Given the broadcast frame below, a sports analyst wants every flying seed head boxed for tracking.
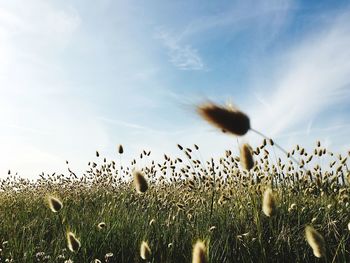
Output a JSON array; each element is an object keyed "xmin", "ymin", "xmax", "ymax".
[
  {"xmin": 133, "ymin": 170, "xmax": 148, "ymax": 193},
  {"xmin": 118, "ymin": 145, "xmax": 124, "ymax": 154},
  {"xmin": 192, "ymin": 240, "xmax": 208, "ymax": 263},
  {"xmin": 262, "ymin": 188, "xmax": 276, "ymax": 217},
  {"xmin": 140, "ymin": 241, "xmax": 151, "ymax": 260},
  {"xmin": 196, "ymin": 102, "xmax": 250, "ymax": 136},
  {"xmin": 305, "ymin": 226, "xmax": 326, "ymax": 258},
  {"xmin": 66, "ymin": 232, "xmax": 80, "ymax": 253},
  {"xmin": 240, "ymin": 144, "xmax": 254, "ymax": 171},
  {"xmin": 48, "ymin": 196, "xmax": 63, "ymax": 213}
]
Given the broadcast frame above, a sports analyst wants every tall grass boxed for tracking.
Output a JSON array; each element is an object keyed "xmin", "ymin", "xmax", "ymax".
[
  {"xmin": 0, "ymin": 102, "xmax": 349, "ymax": 262},
  {"xmin": 0, "ymin": 139, "xmax": 349, "ymax": 262}
]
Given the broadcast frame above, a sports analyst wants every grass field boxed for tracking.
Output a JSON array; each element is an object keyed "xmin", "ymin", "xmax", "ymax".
[{"xmin": 0, "ymin": 138, "xmax": 350, "ymax": 263}]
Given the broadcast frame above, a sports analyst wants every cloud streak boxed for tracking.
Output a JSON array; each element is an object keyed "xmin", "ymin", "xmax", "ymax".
[
  {"xmin": 156, "ymin": 29, "xmax": 205, "ymax": 71},
  {"xmin": 250, "ymin": 12, "xmax": 350, "ymax": 139}
]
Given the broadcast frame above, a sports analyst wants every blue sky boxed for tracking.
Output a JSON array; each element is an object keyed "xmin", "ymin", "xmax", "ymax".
[{"xmin": 1, "ymin": 0, "xmax": 350, "ymax": 178}]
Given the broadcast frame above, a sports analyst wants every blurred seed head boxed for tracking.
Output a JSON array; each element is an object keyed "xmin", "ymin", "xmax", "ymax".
[
  {"xmin": 305, "ymin": 226, "xmax": 326, "ymax": 258},
  {"xmin": 118, "ymin": 145, "xmax": 124, "ymax": 154},
  {"xmin": 140, "ymin": 241, "xmax": 151, "ymax": 260},
  {"xmin": 48, "ymin": 196, "xmax": 63, "ymax": 213},
  {"xmin": 196, "ymin": 102, "xmax": 250, "ymax": 136},
  {"xmin": 97, "ymin": 222, "xmax": 106, "ymax": 230},
  {"xmin": 240, "ymin": 144, "xmax": 254, "ymax": 171},
  {"xmin": 192, "ymin": 240, "xmax": 208, "ymax": 263},
  {"xmin": 262, "ymin": 188, "xmax": 276, "ymax": 217},
  {"xmin": 133, "ymin": 170, "xmax": 148, "ymax": 194},
  {"xmin": 66, "ymin": 232, "xmax": 80, "ymax": 253}
]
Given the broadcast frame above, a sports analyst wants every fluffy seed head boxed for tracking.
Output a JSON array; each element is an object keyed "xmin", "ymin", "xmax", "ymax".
[
  {"xmin": 196, "ymin": 102, "xmax": 250, "ymax": 136},
  {"xmin": 140, "ymin": 241, "xmax": 151, "ymax": 260},
  {"xmin": 192, "ymin": 240, "xmax": 208, "ymax": 263},
  {"xmin": 48, "ymin": 196, "xmax": 63, "ymax": 213},
  {"xmin": 118, "ymin": 144, "xmax": 124, "ymax": 154},
  {"xmin": 98, "ymin": 222, "xmax": 106, "ymax": 229},
  {"xmin": 240, "ymin": 144, "xmax": 254, "ymax": 171},
  {"xmin": 262, "ymin": 188, "xmax": 276, "ymax": 217},
  {"xmin": 305, "ymin": 226, "xmax": 326, "ymax": 258},
  {"xmin": 133, "ymin": 170, "xmax": 148, "ymax": 193},
  {"xmin": 66, "ymin": 232, "xmax": 80, "ymax": 252}
]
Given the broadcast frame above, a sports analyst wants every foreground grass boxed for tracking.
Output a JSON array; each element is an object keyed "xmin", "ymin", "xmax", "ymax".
[{"xmin": 0, "ymin": 142, "xmax": 350, "ymax": 262}]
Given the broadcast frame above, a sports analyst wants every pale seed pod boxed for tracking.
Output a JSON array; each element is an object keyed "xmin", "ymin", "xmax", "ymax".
[
  {"xmin": 262, "ymin": 188, "xmax": 276, "ymax": 217},
  {"xmin": 133, "ymin": 170, "xmax": 148, "ymax": 193},
  {"xmin": 240, "ymin": 143, "xmax": 254, "ymax": 171},
  {"xmin": 140, "ymin": 241, "xmax": 151, "ymax": 260},
  {"xmin": 305, "ymin": 226, "xmax": 326, "ymax": 258},
  {"xmin": 48, "ymin": 196, "xmax": 63, "ymax": 213},
  {"xmin": 66, "ymin": 232, "xmax": 81, "ymax": 253},
  {"xmin": 192, "ymin": 240, "xmax": 208, "ymax": 263}
]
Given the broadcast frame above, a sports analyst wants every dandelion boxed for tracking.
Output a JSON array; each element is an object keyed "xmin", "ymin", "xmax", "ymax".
[
  {"xmin": 196, "ymin": 102, "xmax": 250, "ymax": 136},
  {"xmin": 192, "ymin": 240, "xmax": 208, "ymax": 263},
  {"xmin": 48, "ymin": 196, "xmax": 63, "ymax": 213},
  {"xmin": 140, "ymin": 241, "xmax": 151, "ymax": 260},
  {"xmin": 240, "ymin": 144, "xmax": 254, "ymax": 171},
  {"xmin": 66, "ymin": 232, "xmax": 80, "ymax": 253},
  {"xmin": 305, "ymin": 226, "xmax": 326, "ymax": 258},
  {"xmin": 262, "ymin": 188, "xmax": 276, "ymax": 217},
  {"xmin": 133, "ymin": 170, "xmax": 148, "ymax": 193}
]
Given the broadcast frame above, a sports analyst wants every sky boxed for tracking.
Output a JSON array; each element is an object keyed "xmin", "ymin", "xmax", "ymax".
[{"xmin": 0, "ymin": 0, "xmax": 350, "ymax": 178}]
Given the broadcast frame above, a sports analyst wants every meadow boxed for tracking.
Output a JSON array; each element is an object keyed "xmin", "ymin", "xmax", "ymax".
[{"xmin": 0, "ymin": 103, "xmax": 349, "ymax": 263}]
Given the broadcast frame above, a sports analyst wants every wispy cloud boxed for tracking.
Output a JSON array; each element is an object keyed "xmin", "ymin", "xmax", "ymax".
[
  {"xmin": 155, "ymin": 29, "xmax": 205, "ymax": 71},
  {"xmin": 250, "ymin": 12, "xmax": 350, "ymax": 139}
]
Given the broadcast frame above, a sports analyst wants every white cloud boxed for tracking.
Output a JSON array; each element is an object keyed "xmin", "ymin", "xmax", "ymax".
[
  {"xmin": 155, "ymin": 29, "xmax": 205, "ymax": 71},
  {"xmin": 250, "ymin": 13, "xmax": 350, "ymax": 139},
  {"xmin": 0, "ymin": 1, "xmax": 109, "ymax": 178}
]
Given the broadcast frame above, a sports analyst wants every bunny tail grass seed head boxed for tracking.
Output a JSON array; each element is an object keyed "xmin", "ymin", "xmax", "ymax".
[
  {"xmin": 192, "ymin": 240, "xmax": 208, "ymax": 263},
  {"xmin": 118, "ymin": 144, "xmax": 124, "ymax": 154},
  {"xmin": 305, "ymin": 226, "xmax": 326, "ymax": 258},
  {"xmin": 66, "ymin": 232, "xmax": 81, "ymax": 252},
  {"xmin": 133, "ymin": 170, "xmax": 148, "ymax": 193},
  {"xmin": 240, "ymin": 143, "xmax": 254, "ymax": 171},
  {"xmin": 97, "ymin": 222, "xmax": 106, "ymax": 230},
  {"xmin": 140, "ymin": 241, "xmax": 151, "ymax": 260},
  {"xmin": 196, "ymin": 102, "xmax": 250, "ymax": 136},
  {"xmin": 48, "ymin": 196, "xmax": 63, "ymax": 213},
  {"xmin": 262, "ymin": 188, "xmax": 276, "ymax": 217}
]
